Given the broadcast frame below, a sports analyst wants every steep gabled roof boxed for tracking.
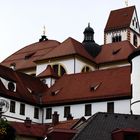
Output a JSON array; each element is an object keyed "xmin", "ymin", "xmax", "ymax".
[
  {"xmin": 37, "ymin": 65, "xmax": 58, "ymax": 78},
  {"xmin": 36, "ymin": 37, "xmax": 95, "ymax": 63},
  {"xmin": 94, "ymin": 41, "xmax": 135, "ymax": 64},
  {"xmin": 42, "ymin": 66, "xmax": 131, "ymax": 105},
  {"xmin": 73, "ymin": 112, "xmax": 140, "ymax": 140},
  {"xmin": 105, "ymin": 6, "xmax": 135, "ymax": 32},
  {"xmin": 1, "ymin": 40, "xmax": 60, "ymax": 70}
]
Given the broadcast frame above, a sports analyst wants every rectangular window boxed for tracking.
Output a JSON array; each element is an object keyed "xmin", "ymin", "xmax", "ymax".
[
  {"xmin": 20, "ymin": 103, "xmax": 25, "ymax": 115},
  {"xmin": 85, "ymin": 104, "xmax": 91, "ymax": 116},
  {"xmin": 46, "ymin": 108, "xmax": 52, "ymax": 119},
  {"xmin": 34, "ymin": 107, "xmax": 39, "ymax": 119},
  {"xmin": 107, "ymin": 102, "xmax": 114, "ymax": 113},
  {"xmin": 64, "ymin": 106, "xmax": 70, "ymax": 118},
  {"xmin": 10, "ymin": 100, "xmax": 16, "ymax": 113}
]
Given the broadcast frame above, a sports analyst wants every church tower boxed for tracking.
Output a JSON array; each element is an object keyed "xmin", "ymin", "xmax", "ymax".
[{"xmin": 104, "ymin": 6, "xmax": 140, "ymax": 48}]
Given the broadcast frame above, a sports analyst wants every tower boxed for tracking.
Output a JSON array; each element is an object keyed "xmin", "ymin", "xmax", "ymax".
[
  {"xmin": 82, "ymin": 23, "xmax": 101, "ymax": 57},
  {"xmin": 104, "ymin": 6, "xmax": 140, "ymax": 48}
]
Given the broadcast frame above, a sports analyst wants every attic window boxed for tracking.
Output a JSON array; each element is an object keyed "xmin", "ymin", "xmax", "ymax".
[
  {"xmin": 24, "ymin": 52, "xmax": 35, "ymax": 60},
  {"xmin": 90, "ymin": 83, "xmax": 101, "ymax": 92},
  {"xmin": 112, "ymin": 48, "xmax": 121, "ymax": 55},
  {"xmin": 8, "ymin": 82, "xmax": 16, "ymax": 92},
  {"xmin": 27, "ymin": 88, "xmax": 32, "ymax": 93},
  {"xmin": 51, "ymin": 89, "xmax": 60, "ymax": 96}
]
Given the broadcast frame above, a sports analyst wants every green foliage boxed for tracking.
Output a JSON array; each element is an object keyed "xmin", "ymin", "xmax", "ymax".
[{"xmin": 0, "ymin": 118, "xmax": 16, "ymax": 140}]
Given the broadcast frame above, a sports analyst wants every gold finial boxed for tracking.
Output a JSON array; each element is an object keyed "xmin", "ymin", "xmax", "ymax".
[
  {"xmin": 125, "ymin": 0, "xmax": 128, "ymax": 7},
  {"xmin": 43, "ymin": 25, "xmax": 46, "ymax": 36}
]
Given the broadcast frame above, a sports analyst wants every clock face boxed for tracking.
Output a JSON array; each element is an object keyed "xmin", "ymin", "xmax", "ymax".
[{"xmin": 0, "ymin": 98, "xmax": 9, "ymax": 113}]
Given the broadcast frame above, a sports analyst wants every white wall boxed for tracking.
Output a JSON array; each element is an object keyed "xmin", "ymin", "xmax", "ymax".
[
  {"xmin": 0, "ymin": 97, "xmax": 42, "ymax": 123},
  {"xmin": 36, "ymin": 57, "xmax": 95, "ymax": 76},
  {"xmin": 43, "ymin": 99, "xmax": 131, "ymax": 123},
  {"xmin": 105, "ymin": 30, "xmax": 127, "ymax": 44},
  {"xmin": 131, "ymin": 55, "xmax": 140, "ymax": 114}
]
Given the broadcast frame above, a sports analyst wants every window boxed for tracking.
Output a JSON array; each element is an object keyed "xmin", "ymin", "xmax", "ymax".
[
  {"xmin": 107, "ymin": 102, "xmax": 114, "ymax": 113},
  {"xmin": 46, "ymin": 108, "xmax": 52, "ymax": 119},
  {"xmin": 85, "ymin": 104, "xmax": 92, "ymax": 116},
  {"xmin": 10, "ymin": 101, "xmax": 16, "ymax": 113},
  {"xmin": 34, "ymin": 107, "xmax": 39, "ymax": 119},
  {"xmin": 124, "ymin": 134, "xmax": 138, "ymax": 140},
  {"xmin": 52, "ymin": 64, "xmax": 66, "ymax": 76},
  {"xmin": 112, "ymin": 35, "xmax": 121, "ymax": 43},
  {"xmin": 133, "ymin": 34, "xmax": 137, "ymax": 47},
  {"xmin": 20, "ymin": 103, "xmax": 25, "ymax": 115},
  {"xmin": 64, "ymin": 106, "xmax": 70, "ymax": 118},
  {"xmin": 81, "ymin": 66, "xmax": 91, "ymax": 73}
]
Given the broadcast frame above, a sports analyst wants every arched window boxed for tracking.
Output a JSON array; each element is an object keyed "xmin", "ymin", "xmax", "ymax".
[
  {"xmin": 133, "ymin": 34, "xmax": 137, "ymax": 47},
  {"xmin": 81, "ymin": 66, "xmax": 91, "ymax": 73},
  {"xmin": 112, "ymin": 35, "xmax": 122, "ymax": 43},
  {"xmin": 52, "ymin": 64, "xmax": 66, "ymax": 76}
]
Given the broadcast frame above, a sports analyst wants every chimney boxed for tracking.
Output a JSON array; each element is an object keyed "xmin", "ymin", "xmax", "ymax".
[
  {"xmin": 52, "ymin": 111, "xmax": 59, "ymax": 125},
  {"xmin": 67, "ymin": 114, "xmax": 73, "ymax": 120},
  {"xmin": 24, "ymin": 117, "xmax": 32, "ymax": 127}
]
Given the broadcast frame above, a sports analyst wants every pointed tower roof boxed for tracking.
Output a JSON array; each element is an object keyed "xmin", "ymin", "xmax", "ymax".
[
  {"xmin": 105, "ymin": 6, "xmax": 135, "ymax": 32},
  {"xmin": 37, "ymin": 65, "xmax": 58, "ymax": 78}
]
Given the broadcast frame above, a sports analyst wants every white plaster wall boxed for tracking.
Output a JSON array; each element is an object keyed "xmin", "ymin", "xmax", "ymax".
[
  {"xmin": 75, "ymin": 58, "xmax": 95, "ymax": 73},
  {"xmin": 131, "ymin": 56, "xmax": 140, "ymax": 114},
  {"xmin": 0, "ymin": 97, "xmax": 42, "ymax": 123},
  {"xmin": 43, "ymin": 99, "xmax": 130, "ymax": 123},
  {"xmin": 105, "ymin": 30, "xmax": 127, "ymax": 44},
  {"xmin": 36, "ymin": 58, "xmax": 75, "ymax": 76},
  {"xmin": 130, "ymin": 10, "xmax": 140, "ymax": 34},
  {"xmin": 36, "ymin": 57, "xmax": 95, "ymax": 76}
]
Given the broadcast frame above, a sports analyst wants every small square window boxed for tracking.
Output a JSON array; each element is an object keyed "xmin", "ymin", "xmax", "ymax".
[
  {"xmin": 10, "ymin": 101, "xmax": 16, "ymax": 113},
  {"xmin": 46, "ymin": 108, "xmax": 52, "ymax": 119},
  {"xmin": 85, "ymin": 104, "xmax": 91, "ymax": 116}
]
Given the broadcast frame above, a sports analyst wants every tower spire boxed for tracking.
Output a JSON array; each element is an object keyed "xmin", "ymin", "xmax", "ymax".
[{"xmin": 39, "ymin": 25, "xmax": 48, "ymax": 42}]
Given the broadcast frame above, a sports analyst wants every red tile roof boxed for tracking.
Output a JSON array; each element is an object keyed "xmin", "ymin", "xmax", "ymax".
[
  {"xmin": 42, "ymin": 66, "xmax": 131, "ymax": 105},
  {"xmin": 37, "ymin": 65, "xmax": 58, "ymax": 78},
  {"xmin": 36, "ymin": 37, "xmax": 95, "ymax": 63},
  {"xmin": 94, "ymin": 41, "xmax": 135, "ymax": 64},
  {"xmin": 11, "ymin": 122, "xmax": 49, "ymax": 138},
  {"xmin": 105, "ymin": 6, "xmax": 135, "ymax": 32},
  {"xmin": 0, "ymin": 65, "xmax": 48, "ymax": 104},
  {"xmin": 1, "ymin": 40, "xmax": 60, "ymax": 70},
  {"xmin": 1, "ymin": 38, "xmax": 95, "ymax": 71}
]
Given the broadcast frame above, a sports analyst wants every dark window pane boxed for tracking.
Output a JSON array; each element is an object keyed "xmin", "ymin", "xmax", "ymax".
[
  {"xmin": 107, "ymin": 102, "xmax": 114, "ymax": 113},
  {"xmin": 85, "ymin": 104, "xmax": 91, "ymax": 116},
  {"xmin": 10, "ymin": 101, "xmax": 15, "ymax": 113},
  {"xmin": 60, "ymin": 65, "xmax": 66, "ymax": 76},
  {"xmin": 53, "ymin": 65, "xmax": 58, "ymax": 75},
  {"xmin": 46, "ymin": 108, "xmax": 52, "ymax": 119},
  {"xmin": 20, "ymin": 103, "xmax": 25, "ymax": 115},
  {"xmin": 34, "ymin": 107, "xmax": 39, "ymax": 119},
  {"xmin": 64, "ymin": 106, "xmax": 70, "ymax": 118}
]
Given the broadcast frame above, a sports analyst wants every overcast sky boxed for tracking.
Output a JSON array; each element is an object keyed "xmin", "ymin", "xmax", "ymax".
[{"xmin": 0, "ymin": 0, "xmax": 140, "ymax": 61}]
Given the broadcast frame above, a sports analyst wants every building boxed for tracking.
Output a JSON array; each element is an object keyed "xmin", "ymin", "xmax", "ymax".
[{"xmin": 0, "ymin": 5, "xmax": 140, "ymax": 139}]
